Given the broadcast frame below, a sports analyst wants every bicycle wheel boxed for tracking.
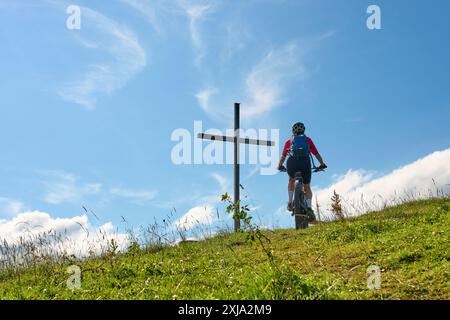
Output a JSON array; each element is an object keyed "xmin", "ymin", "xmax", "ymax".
[
  {"xmin": 293, "ymin": 180, "xmax": 309, "ymax": 229},
  {"xmin": 295, "ymin": 214, "xmax": 309, "ymax": 230}
]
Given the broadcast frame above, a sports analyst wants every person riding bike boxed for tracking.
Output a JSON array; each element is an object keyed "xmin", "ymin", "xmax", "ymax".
[{"xmin": 278, "ymin": 122, "xmax": 327, "ymax": 218}]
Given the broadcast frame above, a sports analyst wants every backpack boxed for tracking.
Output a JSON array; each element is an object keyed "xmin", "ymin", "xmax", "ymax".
[{"xmin": 290, "ymin": 134, "xmax": 310, "ymax": 158}]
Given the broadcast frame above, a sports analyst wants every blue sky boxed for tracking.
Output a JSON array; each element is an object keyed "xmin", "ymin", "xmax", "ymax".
[{"xmin": 0, "ymin": 0, "xmax": 449, "ymax": 238}]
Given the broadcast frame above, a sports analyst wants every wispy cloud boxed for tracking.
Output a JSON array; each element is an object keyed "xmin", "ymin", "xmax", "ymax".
[
  {"xmin": 195, "ymin": 87, "xmax": 219, "ymax": 114},
  {"xmin": 243, "ymin": 165, "xmax": 262, "ymax": 182},
  {"xmin": 181, "ymin": 2, "xmax": 212, "ymax": 65},
  {"xmin": 39, "ymin": 170, "xmax": 101, "ymax": 205},
  {"xmin": 0, "ymin": 197, "xmax": 24, "ymax": 216},
  {"xmin": 193, "ymin": 28, "xmax": 335, "ymax": 123},
  {"xmin": 58, "ymin": 5, "xmax": 147, "ymax": 109},
  {"xmin": 195, "ymin": 41, "xmax": 306, "ymax": 123},
  {"xmin": 120, "ymin": 0, "xmax": 161, "ymax": 32},
  {"xmin": 241, "ymin": 42, "xmax": 304, "ymax": 119},
  {"xmin": 211, "ymin": 172, "xmax": 229, "ymax": 193},
  {"xmin": 314, "ymin": 148, "xmax": 450, "ymax": 218},
  {"xmin": 110, "ymin": 187, "xmax": 157, "ymax": 203},
  {"xmin": 193, "ymin": 89, "xmax": 223, "ymax": 121},
  {"xmin": 122, "ymin": 0, "xmax": 216, "ymax": 66}
]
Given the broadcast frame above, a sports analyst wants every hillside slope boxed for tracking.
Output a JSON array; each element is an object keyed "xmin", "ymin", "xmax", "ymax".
[{"xmin": 1, "ymin": 198, "xmax": 449, "ymax": 300}]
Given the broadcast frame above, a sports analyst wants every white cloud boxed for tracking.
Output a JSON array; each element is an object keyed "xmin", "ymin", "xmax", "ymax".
[
  {"xmin": 110, "ymin": 187, "xmax": 157, "ymax": 202},
  {"xmin": 175, "ymin": 204, "xmax": 213, "ymax": 230},
  {"xmin": 193, "ymin": 28, "xmax": 336, "ymax": 122},
  {"xmin": 120, "ymin": 0, "xmax": 161, "ymax": 32},
  {"xmin": 179, "ymin": 1, "xmax": 213, "ymax": 65},
  {"xmin": 0, "ymin": 197, "xmax": 24, "ymax": 216},
  {"xmin": 122, "ymin": 0, "xmax": 215, "ymax": 66},
  {"xmin": 195, "ymin": 87, "xmax": 219, "ymax": 114},
  {"xmin": 242, "ymin": 42, "xmax": 304, "ymax": 119},
  {"xmin": 0, "ymin": 210, "xmax": 128, "ymax": 258},
  {"xmin": 195, "ymin": 42, "xmax": 305, "ymax": 122},
  {"xmin": 121, "ymin": 1, "xmax": 310, "ymax": 122},
  {"xmin": 315, "ymin": 149, "xmax": 450, "ymax": 218},
  {"xmin": 211, "ymin": 172, "xmax": 229, "ymax": 193},
  {"xmin": 40, "ymin": 170, "xmax": 101, "ymax": 205},
  {"xmin": 171, "ymin": 173, "xmax": 229, "ymax": 230},
  {"xmin": 58, "ymin": 5, "xmax": 147, "ymax": 109},
  {"xmin": 185, "ymin": 4, "xmax": 210, "ymax": 46}
]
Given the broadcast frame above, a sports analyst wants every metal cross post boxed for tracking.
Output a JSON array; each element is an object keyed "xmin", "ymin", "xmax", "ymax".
[{"xmin": 197, "ymin": 102, "xmax": 275, "ymax": 231}]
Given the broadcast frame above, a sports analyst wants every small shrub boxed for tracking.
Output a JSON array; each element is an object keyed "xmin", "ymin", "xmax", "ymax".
[
  {"xmin": 112, "ymin": 266, "xmax": 136, "ymax": 280},
  {"xmin": 331, "ymin": 191, "xmax": 346, "ymax": 221},
  {"xmin": 247, "ymin": 267, "xmax": 332, "ymax": 300},
  {"xmin": 397, "ymin": 252, "xmax": 423, "ymax": 264}
]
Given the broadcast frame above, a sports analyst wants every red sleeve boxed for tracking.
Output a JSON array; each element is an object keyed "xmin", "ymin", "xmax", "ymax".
[
  {"xmin": 282, "ymin": 139, "xmax": 291, "ymax": 157},
  {"xmin": 307, "ymin": 137, "xmax": 318, "ymax": 156}
]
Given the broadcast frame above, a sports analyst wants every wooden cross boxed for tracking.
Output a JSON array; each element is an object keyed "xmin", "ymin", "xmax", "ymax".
[{"xmin": 197, "ymin": 103, "xmax": 275, "ymax": 231}]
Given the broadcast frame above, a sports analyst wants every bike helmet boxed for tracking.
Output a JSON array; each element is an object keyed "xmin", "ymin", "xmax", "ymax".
[{"xmin": 292, "ymin": 122, "xmax": 305, "ymax": 135}]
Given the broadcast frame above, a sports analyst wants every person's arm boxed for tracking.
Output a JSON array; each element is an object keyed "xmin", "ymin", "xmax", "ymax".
[
  {"xmin": 308, "ymin": 137, "xmax": 327, "ymax": 168},
  {"xmin": 314, "ymin": 153, "xmax": 327, "ymax": 168},
  {"xmin": 278, "ymin": 154, "xmax": 287, "ymax": 169},
  {"xmin": 278, "ymin": 140, "xmax": 289, "ymax": 170}
]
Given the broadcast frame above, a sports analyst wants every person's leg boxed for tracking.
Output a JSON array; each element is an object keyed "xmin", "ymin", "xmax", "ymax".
[
  {"xmin": 303, "ymin": 183, "xmax": 316, "ymax": 222},
  {"xmin": 288, "ymin": 178, "xmax": 295, "ymax": 204},
  {"xmin": 286, "ymin": 157, "xmax": 296, "ymax": 209},
  {"xmin": 300, "ymin": 158, "xmax": 312, "ymax": 208},
  {"xmin": 304, "ymin": 184, "xmax": 312, "ymax": 208}
]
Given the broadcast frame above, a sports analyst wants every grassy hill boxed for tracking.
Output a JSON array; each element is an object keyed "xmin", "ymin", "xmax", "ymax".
[{"xmin": 1, "ymin": 198, "xmax": 449, "ymax": 300}]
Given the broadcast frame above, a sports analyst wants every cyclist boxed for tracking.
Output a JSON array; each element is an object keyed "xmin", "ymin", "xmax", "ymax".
[{"xmin": 278, "ymin": 122, "xmax": 327, "ymax": 217}]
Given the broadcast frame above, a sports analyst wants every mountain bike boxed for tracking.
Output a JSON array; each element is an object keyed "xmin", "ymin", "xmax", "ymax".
[{"xmin": 280, "ymin": 160, "xmax": 326, "ymax": 229}]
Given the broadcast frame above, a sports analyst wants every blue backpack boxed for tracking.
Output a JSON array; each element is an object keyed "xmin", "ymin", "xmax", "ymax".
[{"xmin": 290, "ymin": 134, "xmax": 310, "ymax": 158}]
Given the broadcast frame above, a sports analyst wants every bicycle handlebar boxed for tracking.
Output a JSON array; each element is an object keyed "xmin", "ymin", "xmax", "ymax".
[
  {"xmin": 312, "ymin": 165, "xmax": 327, "ymax": 173},
  {"xmin": 278, "ymin": 165, "xmax": 327, "ymax": 173}
]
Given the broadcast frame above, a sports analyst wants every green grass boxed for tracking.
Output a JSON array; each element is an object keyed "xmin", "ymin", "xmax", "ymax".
[{"xmin": 1, "ymin": 198, "xmax": 449, "ymax": 300}]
